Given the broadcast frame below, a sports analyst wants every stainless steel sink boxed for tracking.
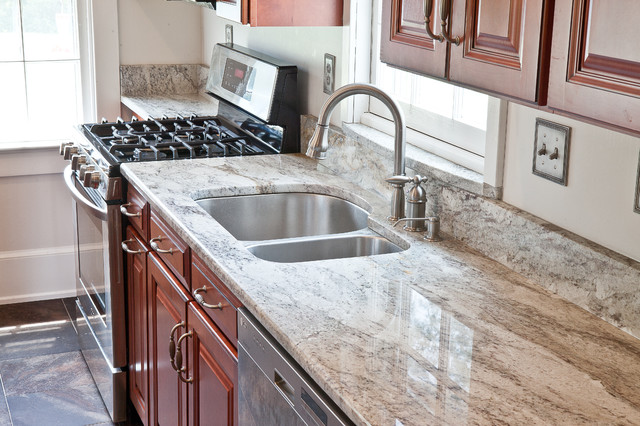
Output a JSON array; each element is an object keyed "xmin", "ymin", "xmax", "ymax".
[
  {"xmin": 246, "ymin": 234, "xmax": 403, "ymax": 263},
  {"xmin": 195, "ymin": 193, "xmax": 369, "ymax": 241}
]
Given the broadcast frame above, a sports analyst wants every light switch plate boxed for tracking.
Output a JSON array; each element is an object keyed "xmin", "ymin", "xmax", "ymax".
[
  {"xmin": 323, "ymin": 53, "xmax": 336, "ymax": 95},
  {"xmin": 634, "ymin": 151, "xmax": 640, "ymax": 214},
  {"xmin": 532, "ymin": 118, "xmax": 571, "ymax": 185}
]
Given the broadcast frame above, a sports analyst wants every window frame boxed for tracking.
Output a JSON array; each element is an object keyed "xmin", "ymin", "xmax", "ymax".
[{"xmin": 347, "ymin": 0, "xmax": 507, "ymax": 179}]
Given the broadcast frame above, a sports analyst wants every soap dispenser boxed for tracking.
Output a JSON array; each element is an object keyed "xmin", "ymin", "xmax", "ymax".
[{"xmin": 404, "ymin": 175, "xmax": 428, "ymax": 231}]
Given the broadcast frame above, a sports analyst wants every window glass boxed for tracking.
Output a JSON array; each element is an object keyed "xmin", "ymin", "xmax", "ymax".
[
  {"xmin": 0, "ymin": 0, "xmax": 23, "ymax": 61},
  {"xmin": 22, "ymin": 0, "xmax": 79, "ymax": 61},
  {"xmin": 0, "ymin": 0, "xmax": 81, "ymax": 144},
  {"xmin": 370, "ymin": 0, "xmax": 489, "ymax": 161}
]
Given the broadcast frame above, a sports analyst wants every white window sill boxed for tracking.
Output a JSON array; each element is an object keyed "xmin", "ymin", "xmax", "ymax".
[
  {"xmin": 0, "ymin": 140, "xmax": 65, "ymax": 153},
  {"xmin": 341, "ymin": 121, "xmax": 500, "ymax": 199}
]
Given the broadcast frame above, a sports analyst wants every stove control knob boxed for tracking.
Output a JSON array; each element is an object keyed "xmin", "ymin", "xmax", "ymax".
[
  {"xmin": 63, "ymin": 145, "xmax": 79, "ymax": 160},
  {"xmin": 71, "ymin": 155, "xmax": 87, "ymax": 171},
  {"xmin": 59, "ymin": 142, "xmax": 73, "ymax": 156},
  {"xmin": 79, "ymin": 165, "xmax": 94, "ymax": 181},
  {"xmin": 84, "ymin": 171, "xmax": 101, "ymax": 189}
]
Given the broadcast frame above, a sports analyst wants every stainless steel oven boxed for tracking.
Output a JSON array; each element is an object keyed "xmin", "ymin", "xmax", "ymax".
[
  {"xmin": 64, "ymin": 164, "xmax": 126, "ymax": 422},
  {"xmin": 61, "ymin": 43, "xmax": 299, "ymax": 423}
]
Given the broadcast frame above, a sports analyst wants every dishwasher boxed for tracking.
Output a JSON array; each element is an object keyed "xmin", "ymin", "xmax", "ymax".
[{"xmin": 238, "ymin": 309, "xmax": 353, "ymax": 426}]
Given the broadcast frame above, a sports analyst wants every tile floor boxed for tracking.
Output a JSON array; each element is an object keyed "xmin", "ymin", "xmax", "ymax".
[{"xmin": 0, "ymin": 298, "xmax": 142, "ymax": 426}]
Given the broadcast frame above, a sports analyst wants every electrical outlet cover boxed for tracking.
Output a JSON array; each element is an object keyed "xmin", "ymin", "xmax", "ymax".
[
  {"xmin": 323, "ymin": 53, "xmax": 335, "ymax": 95},
  {"xmin": 532, "ymin": 118, "xmax": 571, "ymax": 185},
  {"xmin": 225, "ymin": 24, "xmax": 233, "ymax": 44}
]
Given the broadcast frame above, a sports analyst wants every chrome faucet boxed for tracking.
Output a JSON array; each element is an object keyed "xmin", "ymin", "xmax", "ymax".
[{"xmin": 305, "ymin": 83, "xmax": 408, "ymax": 221}]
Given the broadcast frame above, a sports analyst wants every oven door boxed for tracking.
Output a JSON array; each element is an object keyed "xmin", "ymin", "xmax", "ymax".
[{"xmin": 64, "ymin": 166, "xmax": 126, "ymax": 421}]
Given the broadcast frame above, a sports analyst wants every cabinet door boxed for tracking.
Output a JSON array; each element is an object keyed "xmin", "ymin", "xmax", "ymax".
[
  {"xmin": 449, "ymin": 0, "xmax": 550, "ymax": 102},
  {"xmin": 148, "ymin": 253, "xmax": 191, "ymax": 426},
  {"xmin": 380, "ymin": 0, "xmax": 447, "ymax": 78},
  {"xmin": 125, "ymin": 227, "xmax": 149, "ymax": 426},
  {"xmin": 548, "ymin": 0, "xmax": 640, "ymax": 132},
  {"xmin": 248, "ymin": 0, "xmax": 343, "ymax": 26},
  {"xmin": 188, "ymin": 303, "xmax": 238, "ymax": 426}
]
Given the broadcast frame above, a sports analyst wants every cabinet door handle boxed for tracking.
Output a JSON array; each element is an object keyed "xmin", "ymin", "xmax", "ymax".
[
  {"xmin": 150, "ymin": 236, "xmax": 174, "ymax": 254},
  {"xmin": 120, "ymin": 203, "xmax": 141, "ymax": 217},
  {"xmin": 121, "ymin": 239, "xmax": 143, "ymax": 255},
  {"xmin": 169, "ymin": 321, "xmax": 184, "ymax": 371},
  {"xmin": 193, "ymin": 286, "xmax": 224, "ymax": 310},
  {"xmin": 424, "ymin": 0, "xmax": 444, "ymax": 42},
  {"xmin": 175, "ymin": 331, "xmax": 193, "ymax": 384},
  {"xmin": 439, "ymin": 0, "xmax": 462, "ymax": 45}
]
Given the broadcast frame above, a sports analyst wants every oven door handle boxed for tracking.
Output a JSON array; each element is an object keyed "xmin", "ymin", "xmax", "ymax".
[{"xmin": 64, "ymin": 166, "xmax": 108, "ymax": 221}]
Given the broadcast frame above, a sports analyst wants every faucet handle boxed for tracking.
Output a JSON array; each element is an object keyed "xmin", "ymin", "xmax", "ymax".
[
  {"xmin": 386, "ymin": 175, "xmax": 412, "ymax": 186},
  {"xmin": 412, "ymin": 175, "xmax": 428, "ymax": 185}
]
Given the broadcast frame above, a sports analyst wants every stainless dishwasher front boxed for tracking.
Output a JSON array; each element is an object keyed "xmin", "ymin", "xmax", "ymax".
[{"xmin": 237, "ymin": 309, "xmax": 353, "ymax": 426}]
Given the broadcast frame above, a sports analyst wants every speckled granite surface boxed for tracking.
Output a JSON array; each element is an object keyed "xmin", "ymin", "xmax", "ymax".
[
  {"xmin": 120, "ymin": 64, "xmax": 207, "ymax": 97},
  {"xmin": 122, "ymin": 155, "xmax": 640, "ymax": 426},
  {"xmin": 440, "ymin": 187, "xmax": 640, "ymax": 339}
]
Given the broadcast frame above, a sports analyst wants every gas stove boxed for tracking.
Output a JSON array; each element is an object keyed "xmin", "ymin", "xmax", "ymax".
[
  {"xmin": 62, "ymin": 43, "xmax": 299, "ymax": 201},
  {"xmin": 83, "ymin": 114, "xmax": 279, "ymax": 164}
]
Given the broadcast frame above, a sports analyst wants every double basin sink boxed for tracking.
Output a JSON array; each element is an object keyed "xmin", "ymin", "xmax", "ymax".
[{"xmin": 195, "ymin": 193, "xmax": 404, "ymax": 263}]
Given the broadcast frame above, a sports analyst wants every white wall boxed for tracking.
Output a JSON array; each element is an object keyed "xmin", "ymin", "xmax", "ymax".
[
  {"xmin": 201, "ymin": 11, "xmax": 347, "ymax": 126},
  {"xmin": 502, "ymin": 103, "xmax": 640, "ymax": 262},
  {"xmin": 0, "ymin": 149, "xmax": 76, "ymax": 304},
  {"xmin": 118, "ymin": 0, "xmax": 203, "ymax": 65}
]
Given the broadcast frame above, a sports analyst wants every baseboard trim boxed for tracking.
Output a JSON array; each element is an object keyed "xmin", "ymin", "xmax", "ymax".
[
  {"xmin": 0, "ymin": 289, "xmax": 77, "ymax": 305},
  {"xmin": 0, "ymin": 245, "xmax": 75, "ymax": 261}
]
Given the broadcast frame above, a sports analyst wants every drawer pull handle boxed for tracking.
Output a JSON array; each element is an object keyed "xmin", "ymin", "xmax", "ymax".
[
  {"xmin": 120, "ymin": 203, "xmax": 141, "ymax": 218},
  {"xmin": 175, "ymin": 331, "xmax": 193, "ymax": 384},
  {"xmin": 150, "ymin": 236, "xmax": 174, "ymax": 254},
  {"xmin": 193, "ymin": 286, "xmax": 223, "ymax": 310},
  {"xmin": 121, "ymin": 239, "xmax": 142, "ymax": 255}
]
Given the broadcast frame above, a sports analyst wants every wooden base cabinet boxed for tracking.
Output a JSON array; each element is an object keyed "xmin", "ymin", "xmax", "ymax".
[
  {"xmin": 148, "ymin": 253, "xmax": 191, "ymax": 426},
  {"xmin": 125, "ymin": 227, "xmax": 149, "ymax": 426},
  {"xmin": 187, "ymin": 304, "xmax": 238, "ymax": 426},
  {"xmin": 125, "ymin": 204, "xmax": 240, "ymax": 426}
]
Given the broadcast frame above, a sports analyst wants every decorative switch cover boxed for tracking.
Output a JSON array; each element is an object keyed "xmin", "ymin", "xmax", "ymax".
[{"xmin": 532, "ymin": 118, "xmax": 571, "ymax": 185}]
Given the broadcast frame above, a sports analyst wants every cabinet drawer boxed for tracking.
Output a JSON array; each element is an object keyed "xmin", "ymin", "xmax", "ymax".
[
  {"xmin": 123, "ymin": 184, "xmax": 147, "ymax": 238},
  {"xmin": 149, "ymin": 209, "xmax": 189, "ymax": 287},
  {"xmin": 191, "ymin": 254, "xmax": 241, "ymax": 346}
]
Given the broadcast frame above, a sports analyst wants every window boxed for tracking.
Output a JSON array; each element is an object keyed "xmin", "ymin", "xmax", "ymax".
[
  {"xmin": 0, "ymin": 0, "xmax": 82, "ymax": 144},
  {"xmin": 362, "ymin": 0, "xmax": 493, "ymax": 172}
]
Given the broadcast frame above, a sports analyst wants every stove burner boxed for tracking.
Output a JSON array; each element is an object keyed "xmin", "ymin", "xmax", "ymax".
[{"xmin": 86, "ymin": 115, "xmax": 270, "ymax": 164}]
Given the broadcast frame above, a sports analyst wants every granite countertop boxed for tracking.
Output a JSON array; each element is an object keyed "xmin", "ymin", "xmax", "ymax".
[{"xmin": 121, "ymin": 154, "xmax": 640, "ymax": 425}]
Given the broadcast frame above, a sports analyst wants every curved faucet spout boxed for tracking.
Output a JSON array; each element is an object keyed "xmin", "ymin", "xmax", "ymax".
[
  {"xmin": 306, "ymin": 83, "xmax": 406, "ymax": 176},
  {"xmin": 306, "ymin": 83, "xmax": 408, "ymax": 220}
]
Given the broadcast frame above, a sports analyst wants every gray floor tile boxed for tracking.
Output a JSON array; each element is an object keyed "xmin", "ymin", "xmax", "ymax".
[
  {"xmin": 0, "ymin": 376, "xmax": 11, "ymax": 426},
  {"xmin": 0, "ymin": 315, "xmax": 79, "ymax": 361},
  {"xmin": 0, "ymin": 351, "xmax": 93, "ymax": 396},
  {"xmin": 0, "ymin": 299, "xmax": 69, "ymax": 326},
  {"xmin": 7, "ymin": 384, "xmax": 111, "ymax": 426}
]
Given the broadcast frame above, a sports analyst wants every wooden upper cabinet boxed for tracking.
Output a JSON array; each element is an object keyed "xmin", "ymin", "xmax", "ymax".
[
  {"xmin": 548, "ymin": 0, "xmax": 640, "ymax": 132},
  {"xmin": 221, "ymin": 0, "xmax": 343, "ymax": 26},
  {"xmin": 449, "ymin": 0, "xmax": 551, "ymax": 102},
  {"xmin": 380, "ymin": 0, "xmax": 448, "ymax": 79},
  {"xmin": 249, "ymin": 0, "xmax": 343, "ymax": 26},
  {"xmin": 380, "ymin": 0, "xmax": 552, "ymax": 103}
]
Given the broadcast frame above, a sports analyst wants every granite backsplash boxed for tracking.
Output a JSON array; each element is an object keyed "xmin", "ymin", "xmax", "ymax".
[{"xmin": 300, "ymin": 115, "xmax": 640, "ymax": 340}]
